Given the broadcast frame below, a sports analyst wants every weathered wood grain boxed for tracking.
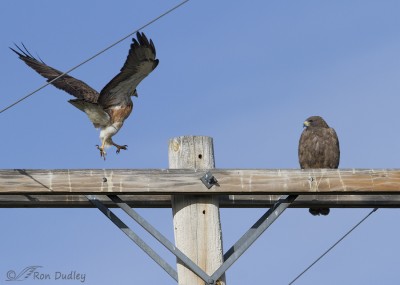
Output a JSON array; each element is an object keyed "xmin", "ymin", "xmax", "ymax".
[
  {"xmin": 169, "ymin": 136, "xmax": 226, "ymax": 285},
  {"xmin": 1, "ymin": 169, "xmax": 400, "ymax": 194}
]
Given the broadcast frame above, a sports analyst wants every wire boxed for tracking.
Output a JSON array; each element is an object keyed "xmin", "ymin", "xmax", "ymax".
[
  {"xmin": 0, "ymin": 0, "xmax": 189, "ymax": 115},
  {"xmin": 288, "ymin": 208, "xmax": 378, "ymax": 285}
]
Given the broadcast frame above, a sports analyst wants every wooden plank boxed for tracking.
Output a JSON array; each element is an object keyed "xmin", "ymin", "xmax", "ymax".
[
  {"xmin": 1, "ymin": 169, "xmax": 400, "ymax": 194},
  {"xmin": 1, "ymin": 194, "xmax": 400, "ymax": 208},
  {"xmin": 0, "ymin": 195, "xmax": 172, "ymax": 208}
]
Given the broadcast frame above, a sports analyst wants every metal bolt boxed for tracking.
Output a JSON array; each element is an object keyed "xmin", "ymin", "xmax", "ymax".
[{"xmin": 200, "ymin": 171, "xmax": 220, "ymax": 189}]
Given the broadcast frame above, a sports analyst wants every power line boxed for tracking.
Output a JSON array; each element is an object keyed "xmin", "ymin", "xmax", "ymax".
[
  {"xmin": 0, "ymin": 0, "xmax": 189, "ymax": 115},
  {"xmin": 288, "ymin": 208, "xmax": 378, "ymax": 285}
]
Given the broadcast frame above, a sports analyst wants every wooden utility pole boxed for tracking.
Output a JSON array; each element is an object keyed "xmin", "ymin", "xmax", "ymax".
[
  {"xmin": 169, "ymin": 136, "xmax": 226, "ymax": 285},
  {"xmin": 2, "ymin": 146, "xmax": 400, "ymax": 283}
]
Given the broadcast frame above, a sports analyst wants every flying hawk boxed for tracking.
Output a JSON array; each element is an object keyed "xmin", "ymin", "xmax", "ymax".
[
  {"xmin": 298, "ymin": 116, "xmax": 340, "ymax": 216},
  {"xmin": 11, "ymin": 32, "xmax": 159, "ymax": 159}
]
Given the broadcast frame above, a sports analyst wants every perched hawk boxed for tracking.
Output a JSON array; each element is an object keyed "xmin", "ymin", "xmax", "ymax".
[
  {"xmin": 11, "ymin": 32, "xmax": 159, "ymax": 159},
  {"xmin": 298, "ymin": 116, "xmax": 340, "ymax": 216}
]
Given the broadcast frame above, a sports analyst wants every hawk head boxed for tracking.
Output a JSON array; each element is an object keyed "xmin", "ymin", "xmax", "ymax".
[{"xmin": 303, "ymin": 116, "xmax": 329, "ymax": 129}]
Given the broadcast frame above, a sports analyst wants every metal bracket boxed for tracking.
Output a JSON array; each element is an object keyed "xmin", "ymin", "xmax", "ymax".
[
  {"xmin": 107, "ymin": 195, "xmax": 213, "ymax": 284},
  {"xmin": 200, "ymin": 171, "xmax": 220, "ymax": 189},
  {"xmin": 212, "ymin": 195, "xmax": 298, "ymax": 281},
  {"xmin": 85, "ymin": 195, "xmax": 178, "ymax": 281},
  {"xmin": 86, "ymin": 194, "xmax": 297, "ymax": 285}
]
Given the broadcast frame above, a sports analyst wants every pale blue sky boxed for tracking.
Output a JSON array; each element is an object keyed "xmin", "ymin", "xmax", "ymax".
[{"xmin": 1, "ymin": 1, "xmax": 400, "ymax": 284}]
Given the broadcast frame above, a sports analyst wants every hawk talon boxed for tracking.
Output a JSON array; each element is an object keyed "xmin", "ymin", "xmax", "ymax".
[
  {"xmin": 116, "ymin": 145, "xmax": 128, "ymax": 154},
  {"xmin": 96, "ymin": 145, "xmax": 107, "ymax": 160}
]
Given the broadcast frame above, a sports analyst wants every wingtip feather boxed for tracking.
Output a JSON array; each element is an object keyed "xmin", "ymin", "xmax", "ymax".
[
  {"xmin": 21, "ymin": 42, "xmax": 35, "ymax": 58},
  {"xmin": 149, "ymin": 39, "xmax": 156, "ymax": 56},
  {"xmin": 9, "ymin": 46, "xmax": 21, "ymax": 56},
  {"xmin": 132, "ymin": 32, "xmax": 156, "ymax": 55}
]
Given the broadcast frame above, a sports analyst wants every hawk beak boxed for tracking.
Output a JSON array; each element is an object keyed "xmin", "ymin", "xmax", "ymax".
[{"xmin": 303, "ymin": 121, "xmax": 310, "ymax": 128}]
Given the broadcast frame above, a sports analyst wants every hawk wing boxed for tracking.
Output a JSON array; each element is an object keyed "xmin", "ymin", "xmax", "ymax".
[
  {"xmin": 68, "ymin": 99, "xmax": 110, "ymax": 128},
  {"xmin": 298, "ymin": 128, "xmax": 340, "ymax": 169},
  {"xmin": 97, "ymin": 32, "xmax": 159, "ymax": 109},
  {"xmin": 10, "ymin": 44, "xmax": 99, "ymax": 103}
]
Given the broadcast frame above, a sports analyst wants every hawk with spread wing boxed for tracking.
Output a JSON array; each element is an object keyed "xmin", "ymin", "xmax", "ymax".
[
  {"xmin": 11, "ymin": 32, "xmax": 159, "ymax": 159},
  {"xmin": 298, "ymin": 116, "xmax": 340, "ymax": 216}
]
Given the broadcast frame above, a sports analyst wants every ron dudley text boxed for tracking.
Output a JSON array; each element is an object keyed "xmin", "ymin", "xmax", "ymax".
[{"xmin": 34, "ymin": 270, "xmax": 86, "ymax": 282}]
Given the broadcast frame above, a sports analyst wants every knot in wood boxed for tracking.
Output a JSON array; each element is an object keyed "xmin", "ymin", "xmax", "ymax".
[{"xmin": 172, "ymin": 140, "xmax": 180, "ymax": 152}]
